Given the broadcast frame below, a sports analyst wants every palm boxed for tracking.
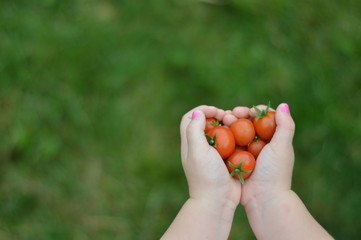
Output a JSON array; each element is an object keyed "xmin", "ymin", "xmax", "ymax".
[
  {"xmin": 180, "ymin": 106, "xmax": 242, "ymax": 206},
  {"xmin": 199, "ymin": 146, "xmax": 241, "ymax": 205},
  {"xmin": 240, "ymin": 142, "xmax": 294, "ymax": 206},
  {"xmin": 240, "ymin": 144, "xmax": 277, "ymax": 205}
]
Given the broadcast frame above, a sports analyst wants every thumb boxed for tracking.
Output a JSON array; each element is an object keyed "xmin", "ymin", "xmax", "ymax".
[
  {"xmin": 270, "ymin": 103, "xmax": 295, "ymax": 148},
  {"xmin": 186, "ymin": 110, "xmax": 208, "ymax": 155}
]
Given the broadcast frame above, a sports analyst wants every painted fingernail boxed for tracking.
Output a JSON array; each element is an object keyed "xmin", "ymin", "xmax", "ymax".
[
  {"xmin": 281, "ymin": 104, "xmax": 290, "ymax": 114},
  {"xmin": 192, "ymin": 111, "xmax": 201, "ymax": 119}
]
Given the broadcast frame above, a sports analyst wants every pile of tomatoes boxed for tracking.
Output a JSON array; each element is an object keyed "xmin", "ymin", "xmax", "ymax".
[{"xmin": 205, "ymin": 105, "xmax": 276, "ymax": 184}]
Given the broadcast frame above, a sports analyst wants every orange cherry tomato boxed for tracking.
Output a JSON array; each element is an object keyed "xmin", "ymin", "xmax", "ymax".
[
  {"xmin": 234, "ymin": 145, "xmax": 247, "ymax": 152},
  {"xmin": 206, "ymin": 126, "xmax": 235, "ymax": 159},
  {"xmin": 205, "ymin": 117, "xmax": 221, "ymax": 133},
  {"xmin": 253, "ymin": 105, "xmax": 276, "ymax": 141},
  {"xmin": 248, "ymin": 139, "xmax": 266, "ymax": 159},
  {"xmin": 230, "ymin": 119, "xmax": 255, "ymax": 146},
  {"xmin": 227, "ymin": 151, "xmax": 256, "ymax": 184}
]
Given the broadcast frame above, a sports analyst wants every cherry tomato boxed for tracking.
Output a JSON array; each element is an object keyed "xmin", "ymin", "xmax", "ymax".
[
  {"xmin": 205, "ymin": 118, "xmax": 221, "ymax": 133},
  {"xmin": 234, "ymin": 145, "xmax": 247, "ymax": 152},
  {"xmin": 226, "ymin": 145, "xmax": 248, "ymax": 163},
  {"xmin": 230, "ymin": 119, "xmax": 255, "ymax": 146},
  {"xmin": 253, "ymin": 105, "xmax": 276, "ymax": 141},
  {"xmin": 206, "ymin": 126, "xmax": 235, "ymax": 159},
  {"xmin": 227, "ymin": 151, "xmax": 255, "ymax": 184},
  {"xmin": 248, "ymin": 139, "xmax": 266, "ymax": 159}
]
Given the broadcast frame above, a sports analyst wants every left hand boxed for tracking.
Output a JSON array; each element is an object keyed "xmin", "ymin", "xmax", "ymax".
[{"xmin": 180, "ymin": 105, "xmax": 249, "ymax": 207}]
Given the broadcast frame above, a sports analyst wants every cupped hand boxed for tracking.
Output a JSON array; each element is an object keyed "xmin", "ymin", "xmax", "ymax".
[
  {"xmin": 233, "ymin": 103, "xmax": 296, "ymax": 207},
  {"xmin": 180, "ymin": 103, "xmax": 295, "ymax": 209},
  {"xmin": 180, "ymin": 105, "xmax": 249, "ymax": 207}
]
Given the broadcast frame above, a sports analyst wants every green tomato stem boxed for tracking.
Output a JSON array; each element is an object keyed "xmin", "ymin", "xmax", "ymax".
[{"xmin": 228, "ymin": 160, "xmax": 253, "ymax": 184}]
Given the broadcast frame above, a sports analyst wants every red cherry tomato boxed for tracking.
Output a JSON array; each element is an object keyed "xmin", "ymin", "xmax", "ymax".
[
  {"xmin": 253, "ymin": 105, "xmax": 276, "ymax": 141},
  {"xmin": 234, "ymin": 145, "xmax": 247, "ymax": 152},
  {"xmin": 230, "ymin": 119, "xmax": 255, "ymax": 146},
  {"xmin": 206, "ymin": 126, "xmax": 235, "ymax": 159},
  {"xmin": 205, "ymin": 118, "xmax": 221, "ymax": 133},
  {"xmin": 248, "ymin": 139, "xmax": 266, "ymax": 159},
  {"xmin": 227, "ymin": 151, "xmax": 256, "ymax": 184}
]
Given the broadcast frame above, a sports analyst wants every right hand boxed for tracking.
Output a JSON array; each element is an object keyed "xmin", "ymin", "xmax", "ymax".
[{"xmin": 232, "ymin": 103, "xmax": 296, "ymax": 207}]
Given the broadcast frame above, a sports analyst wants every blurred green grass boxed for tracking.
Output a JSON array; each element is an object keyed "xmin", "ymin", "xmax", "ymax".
[{"xmin": 1, "ymin": 0, "xmax": 361, "ymax": 239}]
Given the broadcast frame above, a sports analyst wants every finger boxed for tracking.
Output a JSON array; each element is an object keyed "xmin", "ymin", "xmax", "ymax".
[
  {"xmin": 180, "ymin": 106, "xmax": 218, "ymax": 141},
  {"xmin": 233, "ymin": 106, "xmax": 250, "ymax": 119},
  {"xmin": 180, "ymin": 106, "xmax": 218, "ymax": 160},
  {"xmin": 222, "ymin": 113, "xmax": 238, "ymax": 126},
  {"xmin": 186, "ymin": 110, "xmax": 209, "ymax": 156},
  {"xmin": 269, "ymin": 103, "xmax": 295, "ymax": 148},
  {"xmin": 214, "ymin": 108, "xmax": 226, "ymax": 121}
]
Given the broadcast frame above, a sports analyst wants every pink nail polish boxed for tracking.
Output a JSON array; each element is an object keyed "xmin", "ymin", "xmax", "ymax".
[
  {"xmin": 281, "ymin": 104, "xmax": 290, "ymax": 114},
  {"xmin": 192, "ymin": 111, "xmax": 201, "ymax": 119}
]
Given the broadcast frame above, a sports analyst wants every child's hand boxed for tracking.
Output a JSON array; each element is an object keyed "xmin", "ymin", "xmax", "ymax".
[
  {"xmin": 180, "ymin": 105, "xmax": 248, "ymax": 208},
  {"xmin": 162, "ymin": 105, "xmax": 250, "ymax": 240},
  {"xmin": 238, "ymin": 103, "xmax": 295, "ymax": 207},
  {"xmin": 164, "ymin": 104, "xmax": 332, "ymax": 240},
  {"xmin": 232, "ymin": 103, "xmax": 333, "ymax": 240}
]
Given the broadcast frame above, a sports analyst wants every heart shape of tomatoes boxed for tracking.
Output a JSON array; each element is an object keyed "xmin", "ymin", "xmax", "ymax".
[{"xmin": 204, "ymin": 103, "xmax": 277, "ymax": 184}]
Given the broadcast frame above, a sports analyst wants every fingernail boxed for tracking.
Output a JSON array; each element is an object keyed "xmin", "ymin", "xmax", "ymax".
[
  {"xmin": 281, "ymin": 104, "xmax": 290, "ymax": 114},
  {"xmin": 192, "ymin": 111, "xmax": 201, "ymax": 119}
]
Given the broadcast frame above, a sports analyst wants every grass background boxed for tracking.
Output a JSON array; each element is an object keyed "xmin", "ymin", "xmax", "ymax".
[{"xmin": 1, "ymin": 0, "xmax": 361, "ymax": 239}]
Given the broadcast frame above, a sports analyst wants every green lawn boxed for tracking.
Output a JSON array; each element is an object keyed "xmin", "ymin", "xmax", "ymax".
[{"xmin": 1, "ymin": 0, "xmax": 361, "ymax": 239}]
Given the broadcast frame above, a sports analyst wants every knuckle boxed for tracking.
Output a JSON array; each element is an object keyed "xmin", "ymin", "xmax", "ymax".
[{"xmin": 196, "ymin": 105, "xmax": 208, "ymax": 111}]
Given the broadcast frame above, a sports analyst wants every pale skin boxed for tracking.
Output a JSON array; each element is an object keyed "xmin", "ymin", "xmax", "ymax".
[{"xmin": 161, "ymin": 104, "xmax": 333, "ymax": 240}]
